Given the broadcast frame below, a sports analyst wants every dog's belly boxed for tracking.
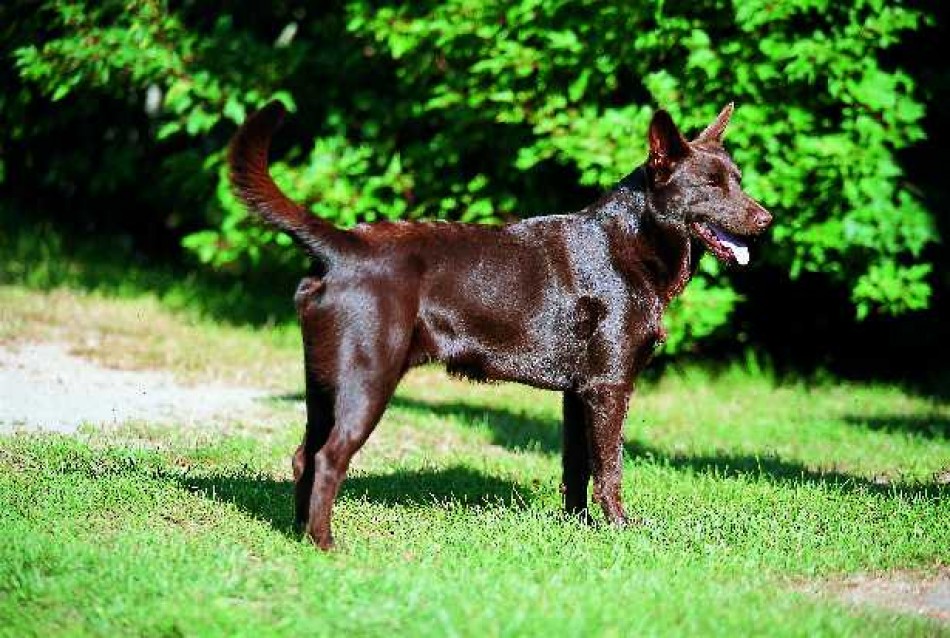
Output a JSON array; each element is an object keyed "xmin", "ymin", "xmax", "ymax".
[
  {"xmin": 410, "ymin": 293, "xmax": 605, "ymax": 391},
  {"xmin": 438, "ymin": 337, "xmax": 579, "ymax": 391},
  {"xmin": 403, "ymin": 220, "xmax": 644, "ymax": 390}
]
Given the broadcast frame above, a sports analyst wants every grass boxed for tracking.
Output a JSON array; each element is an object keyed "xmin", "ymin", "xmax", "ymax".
[
  {"xmin": 1, "ymin": 285, "xmax": 949, "ymax": 636},
  {"xmin": 1, "ymin": 219, "xmax": 949, "ymax": 635}
]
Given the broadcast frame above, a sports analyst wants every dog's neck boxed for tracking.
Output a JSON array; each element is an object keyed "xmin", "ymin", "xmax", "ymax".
[{"xmin": 586, "ymin": 167, "xmax": 698, "ymax": 305}]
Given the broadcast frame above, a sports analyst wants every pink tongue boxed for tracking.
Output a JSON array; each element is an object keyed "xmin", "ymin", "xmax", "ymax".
[{"xmin": 712, "ymin": 227, "xmax": 749, "ymax": 265}]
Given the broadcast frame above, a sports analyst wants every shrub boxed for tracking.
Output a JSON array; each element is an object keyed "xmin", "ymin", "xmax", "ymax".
[{"xmin": 2, "ymin": 0, "xmax": 935, "ymax": 351}]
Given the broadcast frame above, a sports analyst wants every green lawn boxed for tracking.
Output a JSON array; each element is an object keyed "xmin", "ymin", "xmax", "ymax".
[{"xmin": 1, "ymin": 285, "xmax": 949, "ymax": 636}]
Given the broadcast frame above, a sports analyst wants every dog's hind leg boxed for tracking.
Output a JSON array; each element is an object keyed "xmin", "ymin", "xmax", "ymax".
[
  {"xmin": 304, "ymin": 294, "xmax": 414, "ymax": 549},
  {"xmin": 562, "ymin": 390, "xmax": 593, "ymax": 523},
  {"xmin": 292, "ymin": 277, "xmax": 335, "ymax": 529},
  {"xmin": 305, "ymin": 361, "xmax": 404, "ymax": 549},
  {"xmin": 293, "ymin": 372, "xmax": 334, "ymax": 529}
]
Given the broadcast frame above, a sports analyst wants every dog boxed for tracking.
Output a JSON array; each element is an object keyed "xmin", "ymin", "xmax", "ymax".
[{"xmin": 229, "ymin": 101, "xmax": 772, "ymax": 549}]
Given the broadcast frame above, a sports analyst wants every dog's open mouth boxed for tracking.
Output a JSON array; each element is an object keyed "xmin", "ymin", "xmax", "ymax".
[{"xmin": 691, "ymin": 222, "xmax": 750, "ymax": 266}]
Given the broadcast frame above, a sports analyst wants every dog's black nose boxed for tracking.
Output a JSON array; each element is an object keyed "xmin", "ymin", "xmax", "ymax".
[{"xmin": 753, "ymin": 208, "xmax": 772, "ymax": 230}]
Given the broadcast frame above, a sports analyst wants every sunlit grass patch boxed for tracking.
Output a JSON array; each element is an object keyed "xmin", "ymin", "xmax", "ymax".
[{"xmin": 1, "ymin": 286, "xmax": 948, "ymax": 635}]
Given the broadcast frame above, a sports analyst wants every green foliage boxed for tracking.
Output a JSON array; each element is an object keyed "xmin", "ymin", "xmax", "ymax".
[
  {"xmin": 2, "ymin": 0, "xmax": 937, "ymax": 352},
  {"xmin": 663, "ymin": 260, "xmax": 742, "ymax": 354}
]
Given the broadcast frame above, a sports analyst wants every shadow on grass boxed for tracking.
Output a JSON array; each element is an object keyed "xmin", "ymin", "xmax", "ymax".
[
  {"xmin": 267, "ymin": 392, "xmax": 306, "ymax": 404},
  {"xmin": 623, "ymin": 443, "xmax": 947, "ymax": 499},
  {"xmin": 178, "ymin": 465, "xmax": 531, "ymax": 538},
  {"xmin": 185, "ymin": 387, "xmax": 950, "ymax": 524},
  {"xmin": 843, "ymin": 414, "xmax": 950, "ymax": 440},
  {"xmin": 391, "ymin": 396, "xmax": 949, "ymax": 499},
  {"xmin": 391, "ymin": 395, "xmax": 561, "ymax": 451},
  {"xmin": 0, "ymin": 209, "xmax": 299, "ymax": 327}
]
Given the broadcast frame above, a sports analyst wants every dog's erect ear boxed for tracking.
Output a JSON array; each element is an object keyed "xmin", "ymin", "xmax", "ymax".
[
  {"xmin": 648, "ymin": 110, "xmax": 690, "ymax": 185},
  {"xmin": 695, "ymin": 102, "xmax": 734, "ymax": 145}
]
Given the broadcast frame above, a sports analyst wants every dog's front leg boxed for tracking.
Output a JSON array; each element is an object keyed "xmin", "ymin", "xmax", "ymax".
[{"xmin": 581, "ymin": 383, "xmax": 632, "ymax": 527}]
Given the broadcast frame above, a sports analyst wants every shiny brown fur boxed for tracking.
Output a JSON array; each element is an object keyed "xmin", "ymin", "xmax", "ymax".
[{"xmin": 230, "ymin": 101, "xmax": 772, "ymax": 549}]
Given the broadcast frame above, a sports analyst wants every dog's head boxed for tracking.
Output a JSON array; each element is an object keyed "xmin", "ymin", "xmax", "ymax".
[{"xmin": 645, "ymin": 103, "xmax": 772, "ymax": 266}]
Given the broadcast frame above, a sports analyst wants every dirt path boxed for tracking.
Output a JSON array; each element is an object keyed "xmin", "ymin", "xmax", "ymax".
[
  {"xmin": 802, "ymin": 569, "xmax": 950, "ymax": 626},
  {"xmin": 0, "ymin": 342, "xmax": 267, "ymax": 432}
]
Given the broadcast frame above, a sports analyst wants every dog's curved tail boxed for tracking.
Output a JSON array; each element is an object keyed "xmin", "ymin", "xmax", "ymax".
[{"xmin": 228, "ymin": 100, "xmax": 356, "ymax": 266}]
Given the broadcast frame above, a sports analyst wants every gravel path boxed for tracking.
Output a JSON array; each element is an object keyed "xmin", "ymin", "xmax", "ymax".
[{"xmin": 0, "ymin": 342, "xmax": 266, "ymax": 432}]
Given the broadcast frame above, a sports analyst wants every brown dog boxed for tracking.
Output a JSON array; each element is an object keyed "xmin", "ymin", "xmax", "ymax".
[{"xmin": 229, "ymin": 101, "xmax": 771, "ymax": 548}]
